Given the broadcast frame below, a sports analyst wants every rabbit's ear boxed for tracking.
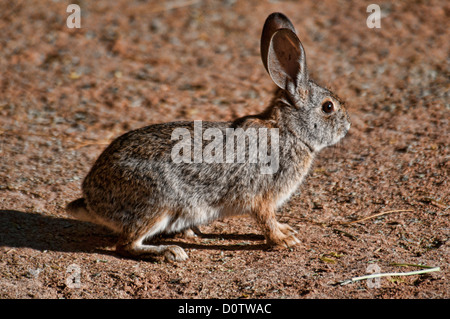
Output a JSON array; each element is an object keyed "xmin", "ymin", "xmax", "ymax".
[
  {"xmin": 261, "ymin": 12, "xmax": 296, "ymax": 74},
  {"xmin": 267, "ymin": 28, "xmax": 308, "ymax": 94}
]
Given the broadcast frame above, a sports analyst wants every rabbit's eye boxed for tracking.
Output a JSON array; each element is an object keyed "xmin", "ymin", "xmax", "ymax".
[{"xmin": 322, "ymin": 101, "xmax": 334, "ymax": 114}]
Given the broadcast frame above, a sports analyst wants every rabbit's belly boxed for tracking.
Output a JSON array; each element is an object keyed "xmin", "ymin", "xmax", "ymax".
[
  {"xmin": 165, "ymin": 204, "xmax": 247, "ymax": 233},
  {"xmin": 166, "ymin": 206, "xmax": 222, "ymax": 233}
]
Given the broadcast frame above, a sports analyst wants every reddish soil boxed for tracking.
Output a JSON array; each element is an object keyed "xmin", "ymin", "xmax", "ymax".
[{"xmin": 0, "ymin": 0, "xmax": 448, "ymax": 299}]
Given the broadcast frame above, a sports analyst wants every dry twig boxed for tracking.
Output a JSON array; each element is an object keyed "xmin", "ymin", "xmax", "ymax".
[
  {"xmin": 342, "ymin": 209, "xmax": 414, "ymax": 225},
  {"xmin": 339, "ymin": 266, "xmax": 441, "ymax": 285}
]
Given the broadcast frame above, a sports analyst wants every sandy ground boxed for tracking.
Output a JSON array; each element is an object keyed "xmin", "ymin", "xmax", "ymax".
[{"xmin": 0, "ymin": 0, "xmax": 448, "ymax": 299}]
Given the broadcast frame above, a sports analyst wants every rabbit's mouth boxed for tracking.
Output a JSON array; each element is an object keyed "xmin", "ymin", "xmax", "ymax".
[
  {"xmin": 344, "ymin": 118, "xmax": 351, "ymax": 132},
  {"xmin": 342, "ymin": 124, "xmax": 351, "ymax": 137},
  {"xmin": 343, "ymin": 121, "xmax": 351, "ymax": 138},
  {"xmin": 335, "ymin": 124, "xmax": 351, "ymax": 144}
]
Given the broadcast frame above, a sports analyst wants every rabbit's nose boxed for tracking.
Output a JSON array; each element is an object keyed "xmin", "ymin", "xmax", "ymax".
[
  {"xmin": 345, "ymin": 120, "xmax": 351, "ymax": 131},
  {"xmin": 344, "ymin": 113, "xmax": 351, "ymax": 130}
]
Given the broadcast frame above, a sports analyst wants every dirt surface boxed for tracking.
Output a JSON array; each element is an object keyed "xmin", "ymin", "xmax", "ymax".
[{"xmin": 0, "ymin": 0, "xmax": 448, "ymax": 299}]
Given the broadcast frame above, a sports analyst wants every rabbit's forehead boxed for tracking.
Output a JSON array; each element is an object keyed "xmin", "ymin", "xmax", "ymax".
[
  {"xmin": 309, "ymin": 81, "xmax": 341, "ymax": 104},
  {"xmin": 308, "ymin": 81, "xmax": 332, "ymax": 101}
]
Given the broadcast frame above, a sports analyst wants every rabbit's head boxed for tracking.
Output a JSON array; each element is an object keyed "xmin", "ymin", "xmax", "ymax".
[{"xmin": 261, "ymin": 13, "xmax": 350, "ymax": 152}]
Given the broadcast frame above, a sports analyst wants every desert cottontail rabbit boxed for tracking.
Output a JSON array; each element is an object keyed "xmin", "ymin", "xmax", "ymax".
[{"xmin": 66, "ymin": 12, "xmax": 350, "ymax": 261}]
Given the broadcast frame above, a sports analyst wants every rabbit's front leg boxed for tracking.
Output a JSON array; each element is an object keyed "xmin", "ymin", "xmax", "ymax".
[{"xmin": 252, "ymin": 203, "xmax": 300, "ymax": 248}]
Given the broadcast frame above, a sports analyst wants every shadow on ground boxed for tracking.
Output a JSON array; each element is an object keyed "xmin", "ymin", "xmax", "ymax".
[
  {"xmin": 0, "ymin": 210, "xmax": 268, "ymax": 256},
  {"xmin": 0, "ymin": 209, "xmax": 116, "ymax": 254}
]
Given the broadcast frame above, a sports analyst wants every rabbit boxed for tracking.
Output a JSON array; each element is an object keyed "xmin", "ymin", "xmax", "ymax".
[{"xmin": 66, "ymin": 12, "xmax": 350, "ymax": 262}]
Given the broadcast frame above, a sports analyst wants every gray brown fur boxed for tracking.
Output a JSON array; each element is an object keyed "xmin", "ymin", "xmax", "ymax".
[{"xmin": 66, "ymin": 12, "xmax": 350, "ymax": 261}]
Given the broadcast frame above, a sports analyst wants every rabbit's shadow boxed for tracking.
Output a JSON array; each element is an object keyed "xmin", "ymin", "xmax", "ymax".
[
  {"xmin": 155, "ymin": 232, "xmax": 267, "ymax": 251},
  {"xmin": 0, "ymin": 209, "xmax": 117, "ymax": 255},
  {"xmin": 0, "ymin": 210, "xmax": 267, "ymax": 257}
]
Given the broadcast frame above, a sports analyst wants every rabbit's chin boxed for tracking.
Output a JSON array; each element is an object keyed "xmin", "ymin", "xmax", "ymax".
[
  {"xmin": 325, "ymin": 130, "xmax": 350, "ymax": 150},
  {"xmin": 313, "ymin": 136, "xmax": 345, "ymax": 152}
]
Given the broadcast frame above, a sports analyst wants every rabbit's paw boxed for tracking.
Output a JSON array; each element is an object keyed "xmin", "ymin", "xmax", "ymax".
[
  {"xmin": 180, "ymin": 226, "xmax": 202, "ymax": 238},
  {"xmin": 181, "ymin": 228, "xmax": 197, "ymax": 238},
  {"xmin": 277, "ymin": 222, "xmax": 298, "ymax": 237},
  {"xmin": 276, "ymin": 234, "xmax": 301, "ymax": 248},
  {"xmin": 164, "ymin": 245, "xmax": 189, "ymax": 262},
  {"xmin": 267, "ymin": 229, "xmax": 301, "ymax": 249},
  {"xmin": 284, "ymin": 234, "xmax": 301, "ymax": 248}
]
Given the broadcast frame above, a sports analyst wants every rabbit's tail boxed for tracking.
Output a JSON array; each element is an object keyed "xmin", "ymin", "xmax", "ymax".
[{"xmin": 66, "ymin": 198, "xmax": 97, "ymax": 224}]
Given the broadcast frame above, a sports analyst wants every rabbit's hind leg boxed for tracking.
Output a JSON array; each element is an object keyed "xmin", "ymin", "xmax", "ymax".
[{"xmin": 115, "ymin": 214, "xmax": 189, "ymax": 262}]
